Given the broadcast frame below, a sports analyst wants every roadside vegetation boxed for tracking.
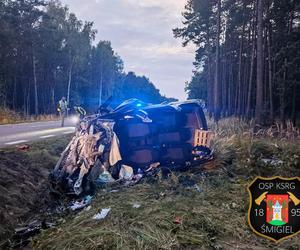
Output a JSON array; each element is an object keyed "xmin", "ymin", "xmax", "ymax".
[
  {"xmin": 0, "ymin": 107, "xmax": 59, "ymax": 125},
  {"xmin": 31, "ymin": 119, "xmax": 299, "ymax": 249},
  {"xmin": 1, "ymin": 119, "xmax": 299, "ymax": 249}
]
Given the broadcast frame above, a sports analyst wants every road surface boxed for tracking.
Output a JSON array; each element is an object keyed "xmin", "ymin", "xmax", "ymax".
[{"xmin": 0, "ymin": 118, "xmax": 76, "ymax": 148}]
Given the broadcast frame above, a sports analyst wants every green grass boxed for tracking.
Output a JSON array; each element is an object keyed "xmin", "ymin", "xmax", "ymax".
[
  {"xmin": 1, "ymin": 118, "xmax": 300, "ymax": 249},
  {"xmin": 31, "ymin": 121, "xmax": 300, "ymax": 250}
]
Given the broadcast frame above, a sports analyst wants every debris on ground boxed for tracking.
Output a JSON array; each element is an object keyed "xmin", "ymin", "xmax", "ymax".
[
  {"xmin": 261, "ymin": 157, "xmax": 284, "ymax": 166},
  {"xmin": 69, "ymin": 195, "xmax": 93, "ymax": 211},
  {"xmin": 17, "ymin": 144, "xmax": 30, "ymax": 151},
  {"xmin": 132, "ymin": 203, "xmax": 141, "ymax": 208},
  {"xmin": 84, "ymin": 205, "xmax": 91, "ymax": 211},
  {"xmin": 12, "ymin": 220, "xmax": 56, "ymax": 248},
  {"xmin": 92, "ymin": 208, "xmax": 111, "ymax": 220},
  {"xmin": 173, "ymin": 216, "xmax": 183, "ymax": 225},
  {"xmin": 95, "ymin": 170, "xmax": 115, "ymax": 184},
  {"xmin": 193, "ymin": 184, "xmax": 202, "ymax": 192},
  {"xmin": 119, "ymin": 165, "xmax": 134, "ymax": 180}
]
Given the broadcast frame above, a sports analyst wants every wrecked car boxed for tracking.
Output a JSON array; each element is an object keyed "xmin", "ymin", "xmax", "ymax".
[{"xmin": 49, "ymin": 99, "xmax": 213, "ymax": 196}]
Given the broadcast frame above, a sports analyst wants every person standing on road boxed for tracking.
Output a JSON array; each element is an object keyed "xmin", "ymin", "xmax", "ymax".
[{"xmin": 58, "ymin": 96, "xmax": 68, "ymax": 127}]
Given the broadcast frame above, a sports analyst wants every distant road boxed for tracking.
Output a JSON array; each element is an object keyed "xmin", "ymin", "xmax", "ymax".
[{"xmin": 0, "ymin": 119, "xmax": 76, "ymax": 148}]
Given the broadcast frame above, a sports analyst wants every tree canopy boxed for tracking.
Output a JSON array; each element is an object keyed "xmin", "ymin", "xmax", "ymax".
[
  {"xmin": 0, "ymin": 0, "xmax": 172, "ymax": 115},
  {"xmin": 175, "ymin": 0, "xmax": 300, "ymax": 126}
]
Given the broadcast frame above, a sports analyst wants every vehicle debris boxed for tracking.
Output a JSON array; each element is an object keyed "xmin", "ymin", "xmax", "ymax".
[
  {"xmin": 96, "ymin": 170, "xmax": 115, "ymax": 184},
  {"xmin": 92, "ymin": 208, "xmax": 111, "ymax": 220},
  {"xmin": 17, "ymin": 144, "xmax": 30, "ymax": 151},
  {"xmin": 132, "ymin": 203, "xmax": 141, "ymax": 208},
  {"xmin": 119, "ymin": 165, "xmax": 134, "ymax": 180},
  {"xmin": 49, "ymin": 98, "xmax": 213, "ymax": 196},
  {"xmin": 174, "ymin": 216, "xmax": 183, "ymax": 225},
  {"xmin": 69, "ymin": 195, "xmax": 93, "ymax": 211},
  {"xmin": 261, "ymin": 158, "xmax": 284, "ymax": 166},
  {"xmin": 193, "ymin": 184, "xmax": 202, "ymax": 193},
  {"xmin": 12, "ymin": 220, "xmax": 56, "ymax": 248}
]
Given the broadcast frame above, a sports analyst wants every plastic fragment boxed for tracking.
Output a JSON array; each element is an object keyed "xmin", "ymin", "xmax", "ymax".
[
  {"xmin": 96, "ymin": 170, "xmax": 115, "ymax": 183},
  {"xmin": 69, "ymin": 195, "xmax": 93, "ymax": 211},
  {"xmin": 119, "ymin": 165, "xmax": 134, "ymax": 180},
  {"xmin": 261, "ymin": 158, "xmax": 283, "ymax": 166},
  {"xmin": 92, "ymin": 208, "xmax": 111, "ymax": 220},
  {"xmin": 132, "ymin": 203, "xmax": 141, "ymax": 208},
  {"xmin": 194, "ymin": 184, "xmax": 202, "ymax": 192}
]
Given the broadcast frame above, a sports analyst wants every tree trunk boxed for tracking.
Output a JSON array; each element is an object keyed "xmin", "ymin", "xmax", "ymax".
[
  {"xmin": 242, "ymin": 55, "xmax": 249, "ymax": 117},
  {"xmin": 98, "ymin": 68, "xmax": 103, "ymax": 107},
  {"xmin": 280, "ymin": 58, "xmax": 287, "ymax": 129},
  {"xmin": 3, "ymin": 78, "xmax": 7, "ymax": 108},
  {"xmin": 207, "ymin": 55, "xmax": 213, "ymax": 116},
  {"xmin": 26, "ymin": 78, "xmax": 31, "ymax": 116},
  {"xmin": 246, "ymin": 17, "xmax": 256, "ymax": 119},
  {"xmin": 267, "ymin": 28, "xmax": 274, "ymax": 122},
  {"xmin": 32, "ymin": 51, "xmax": 38, "ymax": 116},
  {"xmin": 67, "ymin": 60, "xmax": 73, "ymax": 116},
  {"xmin": 291, "ymin": 83, "xmax": 296, "ymax": 126},
  {"xmin": 255, "ymin": 0, "xmax": 264, "ymax": 124},
  {"xmin": 206, "ymin": 23, "xmax": 213, "ymax": 116},
  {"xmin": 51, "ymin": 88, "xmax": 55, "ymax": 113},
  {"xmin": 23, "ymin": 87, "xmax": 27, "ymax": 116},
  {"xmin": 279, "ymin": 12, "xmax": 293, "ymax": 128},
  {"xmin": 213, "ymin": 0, "xmax": 221, "ymax": 121},
  {"xmin": 222, "ymin": 51, "xmax": 227, "ymax": 117},
  {"xmin": 13, "ymin": 76, "xmax": 17, "ymax": 110},
  {"xmin": 228, "ymin": 55, "xmax": 234, "ymax": 116},
  {"xmin": 51, "ymin": 71, "xmax": 56, "ymax": 113},
  {"xmin": 237, "ymin": 3, "xmax": 246, "ymax": 117}
]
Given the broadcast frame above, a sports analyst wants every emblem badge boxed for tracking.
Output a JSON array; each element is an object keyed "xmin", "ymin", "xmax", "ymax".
[{"xmin": 248, "ymin": 176, "xmax": 300, "ymax": 242}]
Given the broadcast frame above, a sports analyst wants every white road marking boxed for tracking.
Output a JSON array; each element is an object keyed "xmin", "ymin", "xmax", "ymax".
[
  {"xmin": 40, "ymin": 134, "xmax": 55, "ymax": 139},
  {"xmin": 63, "ymin": 131, "xmax": 74, "ymax": 134},
  {"xmin": 5, "ymin": 140, "xmax": 28, "ymax": 145}
]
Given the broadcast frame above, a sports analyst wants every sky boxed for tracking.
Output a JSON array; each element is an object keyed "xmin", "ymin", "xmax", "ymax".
[{"xmin": 62, "ymin": 0, "xmax": 195, "ymax": 100}]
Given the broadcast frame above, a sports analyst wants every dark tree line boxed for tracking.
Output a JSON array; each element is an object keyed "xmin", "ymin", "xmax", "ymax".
[
  {"xmin": 174, "ymin": 0, "xmax": 300, "ymax": 126},
  {"xmin": 0, "ymin": 0, "xmax": 172, "ymax": 115}
]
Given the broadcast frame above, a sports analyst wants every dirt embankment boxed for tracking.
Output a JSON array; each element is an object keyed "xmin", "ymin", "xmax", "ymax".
[{"xmin": 0, "ymin": 137, "xmax": 70, "ymax": 243}]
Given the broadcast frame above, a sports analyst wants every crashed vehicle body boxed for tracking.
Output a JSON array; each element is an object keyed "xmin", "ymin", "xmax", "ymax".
[{"xmin": 50, "ymin": 99, "xmax": 212, "ymax": 195}]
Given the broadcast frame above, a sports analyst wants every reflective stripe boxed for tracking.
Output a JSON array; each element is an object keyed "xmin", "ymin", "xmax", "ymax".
[
  {"xmin": 59, "ymin": 100, "xmax": 68, "ymax": 111},
  {"xmin": 75, "ymin": 106, "xmax": 86, "ymax": 115}
]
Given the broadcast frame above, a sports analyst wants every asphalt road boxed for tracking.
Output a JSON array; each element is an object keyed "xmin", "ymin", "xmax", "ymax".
[{"xmin": 0, "ymin": 118, "xmax": 76, "ymax": 148}]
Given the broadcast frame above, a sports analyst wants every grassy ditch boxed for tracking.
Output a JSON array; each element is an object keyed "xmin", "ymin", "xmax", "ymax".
[{"xmin": 0, "ymin": 136, "xmax": 72, "ymax": 244}]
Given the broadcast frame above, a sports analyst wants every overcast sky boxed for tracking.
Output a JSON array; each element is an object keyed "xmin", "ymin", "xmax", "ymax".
[{"xmin": 62, "ymin": 0, "xmax": 195, "ymax": 100}]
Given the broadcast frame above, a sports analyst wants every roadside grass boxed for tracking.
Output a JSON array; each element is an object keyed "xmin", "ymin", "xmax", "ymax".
[
  {"xmin": 30, "ymin": 119, "xmax": 300, "ymax": 249},
  {"xmin": 0, "ymin": 107, "xmax": 59, "ymax": 125},
  {"xmin": 0, "ymin": 136, "xmax": 72, "ymax": 244}
]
